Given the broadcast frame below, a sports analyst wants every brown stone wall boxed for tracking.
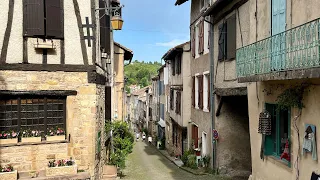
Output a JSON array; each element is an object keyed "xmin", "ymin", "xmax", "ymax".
[{"xmin": 0, "ymin": 70, "xmax": 104, "ymax": 179}]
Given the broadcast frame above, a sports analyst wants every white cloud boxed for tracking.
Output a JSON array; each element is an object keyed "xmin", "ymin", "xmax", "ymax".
[{"xmin": 155, "ymin": 39, "xmax": 188, "ymax": 47}]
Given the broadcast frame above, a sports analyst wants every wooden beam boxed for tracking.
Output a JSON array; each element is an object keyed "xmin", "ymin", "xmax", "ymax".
[{"xmin": 215, "ymin": 96, "xmax": 224, "ymax": 117}]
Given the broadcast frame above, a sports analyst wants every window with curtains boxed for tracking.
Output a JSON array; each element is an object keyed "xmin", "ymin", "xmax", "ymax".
[{"xmin": 0, "ymin": 96, "xmax": 66, "ymax": 142}]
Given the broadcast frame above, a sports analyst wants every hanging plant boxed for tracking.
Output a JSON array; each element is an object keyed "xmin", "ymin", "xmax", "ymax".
[{"xmin": 276, "ymin": 85, "xmax": 306, "ymax": 111}]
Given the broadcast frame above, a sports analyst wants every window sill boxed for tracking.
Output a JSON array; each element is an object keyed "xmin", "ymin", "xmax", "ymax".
[
  {"xmin": 0, "ymin": 140, "xmax": 69, "ymax": 147},
  {"xmin": 266, "ymin": 155, "xmax": 292, "ymax": 172}
]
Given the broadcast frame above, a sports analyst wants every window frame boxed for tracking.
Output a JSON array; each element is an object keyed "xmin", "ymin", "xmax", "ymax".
[
  {"xmin": 218, "ymin": 13, "xmax": 236, "ymax": 61},
  {"xmin": 0, "ymin": 96, "xmax": 67, "ymax": 144},
  {"xmin": 264, "ymin": 103, "xmax": 291, "ymax": 167}
]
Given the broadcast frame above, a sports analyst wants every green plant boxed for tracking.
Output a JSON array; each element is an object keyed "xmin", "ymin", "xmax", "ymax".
[
  {"xmin": 276, "ymin": 85, "xmax": 306, "ymax": 111},
  {"xmin": 0, "ymin": 164, "xmax": 14, "ymax": 172},
  {"xmin": 186, "ymin": 154, "xmax": 197, "ymax": 169},
  {"xmin": 107, "ymin": 121, "xmax": 134, "ymax": 171},
  {"xmin": 181, "ymin": 149, "xmax": 194, "ymax": 165},
  {"xmin": 202, "ymin": 155, "xmax": 211, "ymax": 168}
]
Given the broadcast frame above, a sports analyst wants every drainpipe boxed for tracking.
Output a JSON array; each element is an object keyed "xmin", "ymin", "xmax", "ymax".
[{"xmin": 208, "ymin": 16, "xmax": 216, "ymax": 169}]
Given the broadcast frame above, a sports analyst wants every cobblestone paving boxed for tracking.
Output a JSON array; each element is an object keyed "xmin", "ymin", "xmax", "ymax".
[{"xmin": 122, "ymin": 141, "xmax": 219, "ymax": 180}]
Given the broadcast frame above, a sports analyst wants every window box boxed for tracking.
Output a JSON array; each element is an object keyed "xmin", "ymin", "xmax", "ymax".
[
  {"xmin": 46, "ymin": 165, "xmax": 77, "ymax": 177},
  {"xmin": 46, "ymin": 135, "xmax": 65, "ymax": 142},
  {"xmin": 21, "ymin": 137, "xmax": 42, "ymax": 143},
  {"xmin": 0, "ymin": 138, "xmax": 18, "ymax": 145},
  {"xmin": 0, "ymin": 170, "xmax": 17, "ymax": 180}
]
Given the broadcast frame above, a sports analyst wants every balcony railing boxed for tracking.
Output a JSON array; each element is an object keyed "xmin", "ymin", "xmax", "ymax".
[{"xmin": 237, "ymin": 18, "xmax": 320, "ymax": 78}]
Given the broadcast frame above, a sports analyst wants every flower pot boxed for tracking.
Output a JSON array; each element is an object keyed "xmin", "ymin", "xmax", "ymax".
[
  {"xmin": 103, "ymin": 165, "xmax": 117, "ymax": 179},
  {"xmin": 0, "ymin": 170, "xmax": 17, "ymax": 180},
  {"xmin": 0, "ymin": 139, "xmax": 17, "ymax": 145},
  {"xmin": 21, "ymin": 137, "xmax": 41, "ymax": 143},
  {"xmin": 46, "ymin": 135, "xmax": 65, "ymax": 141},
  {"xmin": 46, "ymin": 165, "xmax": 77, "ymax": 177}
]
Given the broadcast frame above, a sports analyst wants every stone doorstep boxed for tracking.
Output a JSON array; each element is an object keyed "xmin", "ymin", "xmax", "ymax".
[{"xmin": 18, "ymin": 172, "xmax": 91, "ymax": 180}]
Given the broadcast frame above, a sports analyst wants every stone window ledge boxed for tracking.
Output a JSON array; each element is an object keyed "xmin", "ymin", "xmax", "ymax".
[
  {"xmin": 0, "ymin": 140, "xmax": 69, "ymax": 148},
  {"xmin": 265, "ymin": 155, "xmax": 292, "ymax": 172}
]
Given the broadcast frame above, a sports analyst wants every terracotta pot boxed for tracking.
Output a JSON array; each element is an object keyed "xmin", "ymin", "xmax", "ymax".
[
  {"xmin": 0, "ymin": 170, "xmax": 17, "ymax": 180},
  {"xmin": 46, "ymin": 165, "xmax": 77, "ymax": 177},
  {"xmin": 0, "ymin": 139, "xmax": 17, "ymax": 145},
  {"xmin": 103, "ymin": 165, "xmax": 117, "ymax": 180},
  {"xmin": 21, "ymin": 137, "xmax": 41, "ymax": 143},
  {"xmin": 46, "ymin": 135, "xmax": 65, "ymax": 141}
]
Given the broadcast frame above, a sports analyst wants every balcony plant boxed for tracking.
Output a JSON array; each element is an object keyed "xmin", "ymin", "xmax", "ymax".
[
  {"xmin": 46, "ymin": 158, "xmax": 77, "ymax": 177},
  {"xmin": 0, "ymin": 164, "xmax": 17, "ymax": 180},
  {"xmin": 21, "ymin": 128, "xmax": 42, "ymax": 143},
  {"xmin": 46, "ymin": 127, "xmax": 65, "ymax": 141},
  {"xmin": 0, "ymin": 131, "xmax": 18, "ymax": 145}
]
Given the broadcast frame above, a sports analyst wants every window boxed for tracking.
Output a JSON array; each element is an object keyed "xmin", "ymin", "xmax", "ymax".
[
  {"xmin": 23, "ymin": 0, "xmax": 64, "ymax": 39},
  {"xmin": 175, "ymin": 91, "xmax": 181, "ymax": 115},
  {"xmin": 203, "ymin": 74, "xmax": 210, "ymax": 111},
  {"xmin": 200, "ymin": 0, "xmax": 205, "ymax": 10},
  {"xmin": 172, "ymin": 59, "xmax": 176, "ymax": 76},
  {"xmin": 218, "ymin": 14, "xmax": 236, "ymax": 61},
  {"xmin": 195, "ymin": 76, "xmax": 199, "ymax": 108},
  {"xmin": 0, "ymin": 96, "xmax": 66, "ymax": 142},
  {"xmin": 192, "ymin": 76, "xmax": 195, "ymax": 107},
  {"xmin": 175, "ymin": 54, "xmax": 182, "ymax": 75},
  {"xmin": 265, "ymin": 103, "xmax": 291, "ymax": 164},
  {"xmin": 160, "ymin": 104, "xmax": 164, "ymax": 120},
  {"xmin": 198, "ymin": 75, "xmax": 204, "ymax": 109},
  {"xmin": 170, "ymin": 89, "xmax": 174, "ymax": 110},
  {"xmin": 192, "ymin": 19, "xmax": 209, "ymax": 58}
]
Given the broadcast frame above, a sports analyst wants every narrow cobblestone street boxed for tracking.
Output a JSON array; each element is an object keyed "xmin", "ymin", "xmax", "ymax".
[{"xmin": 122, "ymin": 141, "xmax": 221, "ymax": 180}]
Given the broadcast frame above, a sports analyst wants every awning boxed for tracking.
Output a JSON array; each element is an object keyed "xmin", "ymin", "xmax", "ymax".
[{"xmin": 157, "ymin": 119, "xmax": 165, "ymax": 128}]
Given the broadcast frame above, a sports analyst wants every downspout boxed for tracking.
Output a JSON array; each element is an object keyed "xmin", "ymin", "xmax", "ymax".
[{"xmin": 208, "ymin": 16, "xmax": 216, "ymax": 169}]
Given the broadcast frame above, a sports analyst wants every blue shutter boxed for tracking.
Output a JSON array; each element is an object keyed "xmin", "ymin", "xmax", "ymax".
[{"xmin": 271, "ymin": 0, "xmax": 286, "ymax": 71}]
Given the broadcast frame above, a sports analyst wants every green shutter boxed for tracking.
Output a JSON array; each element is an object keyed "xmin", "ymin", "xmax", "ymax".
[{"xmin": 264, "ymin": 103, "xmax": 274, "ymax": 155}]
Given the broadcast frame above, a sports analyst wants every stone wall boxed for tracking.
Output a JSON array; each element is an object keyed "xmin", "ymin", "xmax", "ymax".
[{"xmin": 0, "ymin": 70, "xmax": 103, "ymax": 179}]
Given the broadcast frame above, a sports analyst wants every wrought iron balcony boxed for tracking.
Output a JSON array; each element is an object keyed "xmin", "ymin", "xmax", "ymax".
[{"xmin": 237, "ymin": 18, "xmax": 320, "ymax": 80}]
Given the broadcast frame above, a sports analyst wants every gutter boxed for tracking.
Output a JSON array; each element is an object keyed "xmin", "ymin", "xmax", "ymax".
[{"xmin": 208, "ymin": 16, "xmax": 216, "ymax": 169}]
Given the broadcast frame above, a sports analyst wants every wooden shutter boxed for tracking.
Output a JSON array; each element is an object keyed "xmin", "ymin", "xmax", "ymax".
[
  {"xmin": 226, "ymin": 14, "xmax": 236, "ymax": 60},
  {"xmin": 208, "ymin": 75, "xmax": 210, "ymax": 111},
  {"xmin": 100, "ymin": 0, "xmax": 111, "ymax": 53},
  {"xmin": 170, "ymin": 89, "xmax": 174, "ymax": 110},
  {"xmin": 198, "ymin": 20, "xmax": 204, "ymax": 54},
  {"xmin": 218, "ymin": 23, "xmax": 226, "ymax": 61},
  {"xmin": 264, "ymin": 104, "xmax": 275, "ymax": 155},
  {"xmin": 105, "ymin": 86, "xmax": 111, "ymax": 120},
  {"xmin": 23, "ymin": 0, "xmax": 45, "ymax": 37},
  {"xmin": 193, "ymin": 125, "xmax": 198, "ymax": 148},
  {"xmin": 192, "ymin": 77, "xmax": 195, "ymax": 107},
  {"xmin": 198, "ymin": 75, "xmax": 203, "ymax": 109},
  {"xmin": 46, "ymin": 0, "xmax": 63, "ymax": 38},
  {"xmin": 192, "ymin": 27, "xmax": 196, "ymax": 58}
]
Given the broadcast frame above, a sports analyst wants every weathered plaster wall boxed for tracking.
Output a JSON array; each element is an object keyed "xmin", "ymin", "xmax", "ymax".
[
  {"xmin": 213, "ymin": 3, "xmax": 250, "ymax": 89},
  {"xmin": 248, "ymin": 79, "xmax": 320, "ymax": 180},
  {"xmin": 215, "ymin": 96, "xmax": 251, "ymax": 176},
  {"xmin": 182, "ymin": 44, "xmax": 192, "ymax": 128},
  {"xmin": 113, "ymin": 45, "xmax": 125, "ymax": 121},
  {"xmin": 0, "ymin": 71, "xmax": 101, "ymax": 178}
]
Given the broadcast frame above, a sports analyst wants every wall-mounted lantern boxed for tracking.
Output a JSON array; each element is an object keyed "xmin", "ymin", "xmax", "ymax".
[{"xmin": 96, "ymin": 0, "xmax": 124, "ymax": 31}]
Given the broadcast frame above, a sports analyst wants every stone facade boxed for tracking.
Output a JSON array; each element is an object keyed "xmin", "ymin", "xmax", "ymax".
[{"xmin": 0, "ymin": 71, "xmax": 105, "ymax": 179}]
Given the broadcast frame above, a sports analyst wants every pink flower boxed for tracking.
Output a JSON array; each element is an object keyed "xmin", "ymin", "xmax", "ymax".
[
  {"xmin": 12, "ymin": 132, "xmax": 17, "ymax": 137},
  {"xmin": 3, "ymin": 133, "xmax": 7, "ymax": 137}
]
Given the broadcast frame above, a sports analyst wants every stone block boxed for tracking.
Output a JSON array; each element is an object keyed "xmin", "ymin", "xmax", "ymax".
[{"xmin": 47, "ymin": 154, "xmax": 56, "ymax": 160}]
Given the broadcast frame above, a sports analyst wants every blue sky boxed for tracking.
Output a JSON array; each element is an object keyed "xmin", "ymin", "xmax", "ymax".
[{"xmin": 113, "ymin": 0, "xmax": 191, "ymax": 63}]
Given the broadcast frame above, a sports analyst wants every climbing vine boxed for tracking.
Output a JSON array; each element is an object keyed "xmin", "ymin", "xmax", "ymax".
[{"xmin": 276, "ymin": 85, "xmax": 306, "ymax": 111}]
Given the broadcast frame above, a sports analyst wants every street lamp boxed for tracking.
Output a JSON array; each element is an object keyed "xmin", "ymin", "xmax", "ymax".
[{"xmin": 111, "ymin": 14, "xmax": 123, "ymax": 30}]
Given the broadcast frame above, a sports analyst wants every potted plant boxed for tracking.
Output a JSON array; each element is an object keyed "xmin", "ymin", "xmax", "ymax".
[
  {"xmin": 21, "ymin": 129, "xmax": 41, "ymax": 143},
  {"xmin": 46, "ymin": 158, "xmax": 77, "ymax": 177},
  {"xmin": 0, "ymin": 164, "xmax": 17, "ymax": 180},
  {"xmin": 46, "ymin": 127, "xmax": 65, "ymax": 141},
  {"xmin": 0, "ymin": 131, "xmax": 18, "ymax": 145}
]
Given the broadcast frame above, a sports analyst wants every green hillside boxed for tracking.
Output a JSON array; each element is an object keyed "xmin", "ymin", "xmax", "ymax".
[{"xmin": 125, "ymin": 60, "xmax": 162, "ymax": 93}]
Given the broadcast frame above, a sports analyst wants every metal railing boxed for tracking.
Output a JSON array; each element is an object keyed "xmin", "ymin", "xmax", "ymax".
[{"xmin": 237, "ymin": 18, "xmax": 320, "ymax": 78}]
